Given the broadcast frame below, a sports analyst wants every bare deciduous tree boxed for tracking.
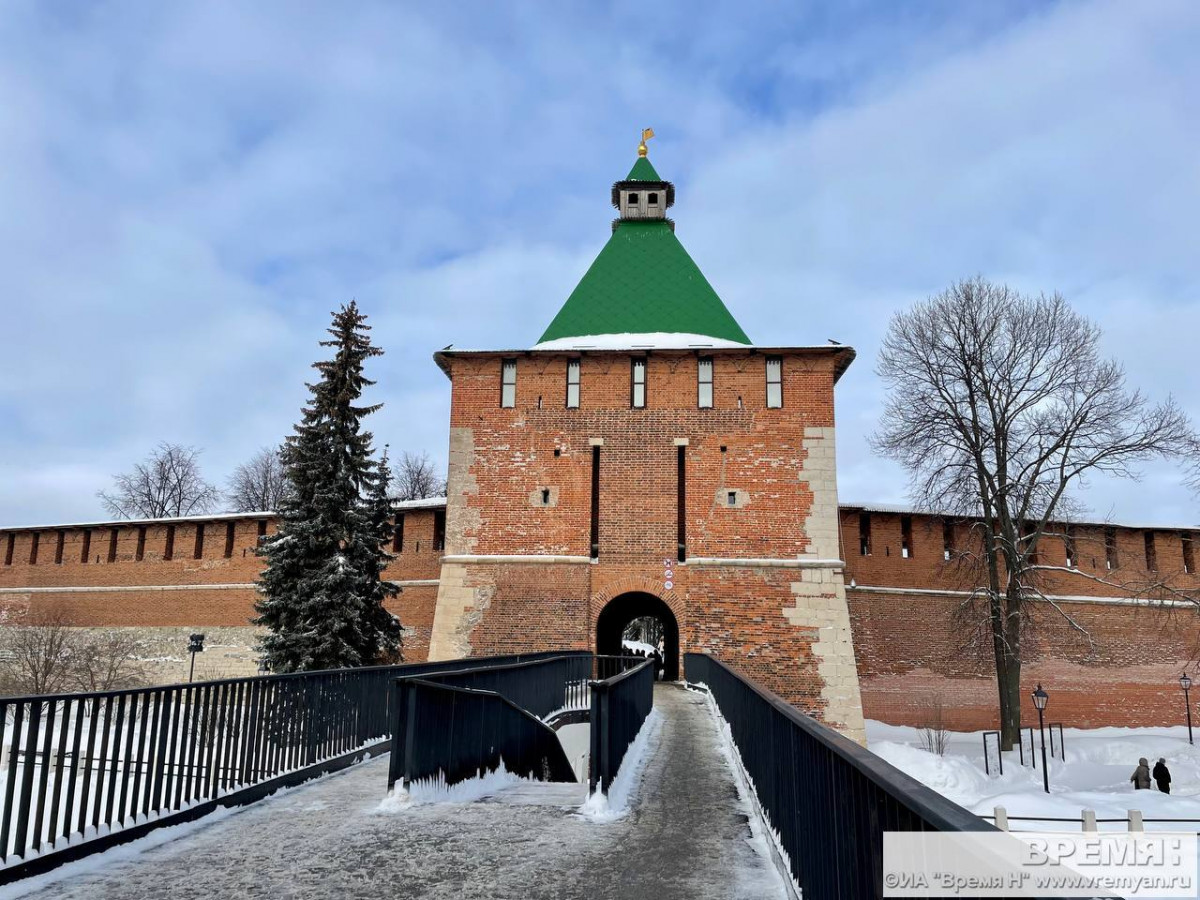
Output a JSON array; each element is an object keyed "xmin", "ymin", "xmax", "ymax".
[
  {"xmin": 0, "ymin": 609, "xmax": 79, "ymax": 696},
  {"xmin": 0, "ymin": 608, "xmax": 146, "ymax": 697},
  {"xmin": 98, "ymin": 442, "xmax": 223, "ymax": 519},
  {"xmin": 70, "ymin": 631, "xmax": 147, "ymax": 693},
  {"xmin": 227, "ymin": 446, "xmax": 292, "ymax": 512},
  {"xmin": 873, "ymin": 278, "xmax": 1195, "ymax": 748},
  {"xmin": 390, "ymin": 450, "xmax": 446, "ymax": 501},
  {"xmin": 918, "ymin": 696, "xmax": 949, "ymax": 756}
]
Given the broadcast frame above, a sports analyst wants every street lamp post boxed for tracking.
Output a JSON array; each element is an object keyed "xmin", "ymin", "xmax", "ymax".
[
  {"xmin": 1032, "ymin": 684, "xmax": 1050, "ymax": 794},
  {"xmin": 1181, "ymin": 673, "xmax": 1193, "ymax": 746},
  {"xmin": 188, "ymin": 633, "xmax": 205, "ymax": 682}
]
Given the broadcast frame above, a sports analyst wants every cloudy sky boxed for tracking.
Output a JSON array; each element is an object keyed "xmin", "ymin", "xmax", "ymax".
[{"xmin": 1, "ymin": 0, "xmax": 1197, "ymax": 527}]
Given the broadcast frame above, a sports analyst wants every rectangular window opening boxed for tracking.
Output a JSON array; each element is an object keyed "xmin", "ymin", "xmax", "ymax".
[
  {"xmin": 136, "ymin": 527, "xmax": 146, "ymax": 562},
  {"xmin": 1104, "ymin": 526, "xmax": 1118, "ymax": 570},
  {"xmin": 29, "ymin": 532, "xmax": 40, "ymax": 565},
  {"xmin": 54, "ymin": 530, "xmax": 65, "ymax": 565},
  {"xmin": 81, "ymin": 529, "xmax": 91, "ymax": 564},
  {"xmin": 257, "ymin": 519, "xmax": 268, "ymax": 543},
  {"xmin": 676, "ymin": 446, "xmax": 687, "ymax": 562},
  {"xmin": 859, "ymin": 513, "xmax": 871, "ymax": 556},
  {"xmin": 393, "ymin": 514, "xmax": 405, "ymax": 553},
  {"xmin": 541, "ymin": 488, "xmax": 551, "ymax": 505},
  {"xmin": 727, "ymin": 490, "xmax": 737, "ymax": 507},
  {"xmin": 566, "ymin": 359, "xmax": 580, "ymax": 408},
  {"xmin": 590, "ymin": 446, "xmax": 601, "ymax": 559},
  {"xmin": 5, "ymin": 533, "xmax": 15, "ymax": 566},
  {"xmin": 193, "ymin": 523, "xmax": 205, "ymax": 560},
  {"xmin": 108, "ymin": 527, "xmax": 119, "ymax": 563},
  {"xmin": 900, "ymin": 516, "xmax": 914, "ymax": 559},
  {"xmin": 697, "ymin": 358, "xmax": 713, "ymax": 409},
  {"xmin": 1144, "ymin": 531, "xmax": 1158, "ymax": 572},
  {"xmin": 942, "ymin": 519, "xmax": 954, "ymax": 561},
  {"xmin": 1183, "ymin": 533, "xmax": 1196, "ymax": 575},
  {"xmin": 164, "ymin": 525, "xmax": 176, "ymax": 561},
  {"xmin": 500, "ymin": 359, "xmax": 517, "ymax": 408},
  {"xmin": 631, "ymin": 359, "xmax": 646, "ymax": 408},
  {"xmin": 224, "ymin": 522, "xmax": 236, "ymax": 559},
  {"xmin": 433, "ymin": 510, "xmax": 446, "ymax": 552},
  {"xmin": 1023, "ymin": 522, "xmax": 1039, "ymax": 566},
  {"xmin": 1064, "ymin": 526, "xmax": 1077, "ymax": 569},
  {"xmin": 766, "ymin": 356, "xmax": 783, "ymax": 408}
]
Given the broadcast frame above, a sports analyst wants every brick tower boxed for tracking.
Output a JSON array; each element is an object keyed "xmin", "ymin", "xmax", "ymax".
[{"xmin": 427, "ymin": 136, "xmax": 865, "ymax": 738}]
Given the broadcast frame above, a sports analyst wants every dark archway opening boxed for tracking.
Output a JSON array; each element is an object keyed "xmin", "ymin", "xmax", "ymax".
[{"xmin": 596, "ymin": 591, "xmax": 680, "ymax": 681}]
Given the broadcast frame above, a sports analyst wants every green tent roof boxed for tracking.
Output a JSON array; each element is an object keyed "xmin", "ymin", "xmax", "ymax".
[
  {"xmin": 624, "ymin": 156, "xmax": 663, "ymax": 181},
  {"xmin": 536, "ymin": 219, "xmax": 752, "ymax": 346}
]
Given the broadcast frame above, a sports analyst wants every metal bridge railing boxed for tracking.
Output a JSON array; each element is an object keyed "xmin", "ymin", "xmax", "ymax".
[
  {"xmin": 684, "ymin": 653, "xmax": 994, "ymax": 900},
  {"xmin": 387, "ymin": 653, "xmax": 647, "ymax": 793},
  {"xmin": 0, "ymin": 651, "xmax": 565, "ymax": 883},
  {"xmin": 588, "ymin": 658, "xmax": 655, "ymax": 794}
]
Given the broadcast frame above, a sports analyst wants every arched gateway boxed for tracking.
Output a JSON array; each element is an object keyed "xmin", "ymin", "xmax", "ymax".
[{"xmin": 595, "ymin": 591, "xmax": 680, "ymax": 681}]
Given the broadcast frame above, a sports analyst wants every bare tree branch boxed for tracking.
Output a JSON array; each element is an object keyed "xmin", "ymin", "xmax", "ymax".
[
  {"xmin": 98, "ymin": 442, "xmax": 223, "ymax": 519},
  {"xmin": 389, "ymin": 451, "xmax": 446, "ymax": 501},
  {"xmin": 227, "ymin": 446, "xmax": 292, "ymax": 512},
  {"xmin": 872, "ymin": 277, "xmax": 1197, "ymax": 746}
]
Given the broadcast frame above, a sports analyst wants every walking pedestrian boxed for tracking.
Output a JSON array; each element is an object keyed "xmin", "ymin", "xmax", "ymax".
[
  {"xmin": 1153, "ymin": 758, "xmax": 1172, "ymax": 794},
  {"xmin": 1130, "ymin": 757, "xmax": 1151, "ymax": 790}
]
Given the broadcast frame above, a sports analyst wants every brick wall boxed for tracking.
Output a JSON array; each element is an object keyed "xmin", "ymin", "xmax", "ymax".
[
  {"xmin": 0, "ymin": 508, "xmax": 446, "ymax": 680},
  {"xmin": 2, "ymin": 460, "xmax": 1195, "ymax": 730},
  {"xmin": 841, "ymin": 508, "xmax": 1200, "ymax": 728},
  {"xmin": 427, "ymin": 347, "xmax": 866, "ymax": 738}
]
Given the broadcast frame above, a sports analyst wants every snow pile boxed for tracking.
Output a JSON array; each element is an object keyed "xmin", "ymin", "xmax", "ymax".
[
  {"xmin": 578, "ymin": 708, "xmax": 663, "ymax": 823},
  {"xmin": 868, "ymin": 721, "xmax": 1200, "ymax": 830},
  {"xmin": 621, "ymin": 639, "xmax": 657, "ymax": 655},
  {"xmin": 703, "ymin": 690, "xmax": 796, "ymax": 898},
  {"xmin": 376, "ymin": 764, "xmax": 528, "ymax": 812}
]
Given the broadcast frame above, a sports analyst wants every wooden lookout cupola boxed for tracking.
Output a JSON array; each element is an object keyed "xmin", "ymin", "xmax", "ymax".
[{"xmin": 611, "ymin": 128, "xmax": 675, "ymax": 228}]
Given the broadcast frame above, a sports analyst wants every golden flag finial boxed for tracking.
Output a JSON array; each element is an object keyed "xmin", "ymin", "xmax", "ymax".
[{"xmin": 638, "ymin": 127, "xmax": 655, "ymax": 157}]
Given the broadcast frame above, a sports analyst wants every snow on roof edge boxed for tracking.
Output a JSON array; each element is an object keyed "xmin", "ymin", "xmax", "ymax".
[
  {"xmin": 533, "ymin": 332, "xmax": 751, "ymax": 351},
  {"xmin": 0, "ymin": 510, "xmax": 276, "ymax": 532},
  {"xmin": 1, "ymin": 496, "xmax": 449, "ymax": 532},
  {"xmin": 839, "ymin": 500, "xmax": 1200, "ymax": 532}
]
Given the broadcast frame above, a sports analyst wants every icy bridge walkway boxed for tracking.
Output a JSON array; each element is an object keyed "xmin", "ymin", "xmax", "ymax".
[{"xmin": 6, "ymin": 685, "xmax": 788, "ymax": 900}]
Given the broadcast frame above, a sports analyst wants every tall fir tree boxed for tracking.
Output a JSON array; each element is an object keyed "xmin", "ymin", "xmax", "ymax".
[{"xmin": 254, "ymin": 302, "xmax": 403, "ymax": 672}]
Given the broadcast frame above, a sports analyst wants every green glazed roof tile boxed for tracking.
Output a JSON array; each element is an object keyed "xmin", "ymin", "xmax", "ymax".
[
  {"xmin": 624, "ymin": 157, "xmax": 663, "ymax": 181},
  {"xmin": 537, "ymin": 219, "xmax": 752, "ymax": 345}
]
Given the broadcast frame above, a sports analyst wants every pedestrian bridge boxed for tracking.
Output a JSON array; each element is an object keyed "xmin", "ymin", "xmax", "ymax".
[{"xmin": 0, "ymin": 652, "xmax": 991, "ymax": 899}]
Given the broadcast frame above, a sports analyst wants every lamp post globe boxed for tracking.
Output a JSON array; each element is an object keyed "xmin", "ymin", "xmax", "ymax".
[
  {"xmin": 1182, "ymin": 673, "xmax": 1194, "ymax": 745},
  {"xmin": 1032, "ymin": 683, "xmax": 1050, "ymax": 793}
]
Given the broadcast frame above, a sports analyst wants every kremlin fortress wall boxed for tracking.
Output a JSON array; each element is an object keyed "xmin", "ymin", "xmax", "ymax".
[
  {"xmin": 4, "ymin": 143, "xmax": 1197, "ymax": 737},
  {"xmin": 0, "ymin": 502, "xmax": 1197, "ymax": 730}
]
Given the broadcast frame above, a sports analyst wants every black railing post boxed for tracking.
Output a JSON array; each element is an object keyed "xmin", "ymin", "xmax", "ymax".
[{"xmin": 402, "ymin": 680, "xmax": 419, "ymax": 791}]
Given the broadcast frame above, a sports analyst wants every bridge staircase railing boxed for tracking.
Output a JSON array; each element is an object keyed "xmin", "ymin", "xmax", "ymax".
[
  {"xmin": 684, "ymin": 653, "xmax": 996, "ymax": 900},
  {"xmin": 0, "ymin": 650, "xmax": 565, "ymax": 884},
  {"xmin": 387, "ymin": 653, "xmax": 647, "ymax": 793},
  {"xmin": 588, "ymin": 657, "xmax": 655, "ymax": 794}
]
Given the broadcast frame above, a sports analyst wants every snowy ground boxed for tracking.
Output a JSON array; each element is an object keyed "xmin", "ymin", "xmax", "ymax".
[
  {"xmin": 868, "ymin": 721, "xmax": 1200, "ymax": 831},
  {"xmin": 3, "ymin": 685, "xmax": 788, "ymax": 900}
]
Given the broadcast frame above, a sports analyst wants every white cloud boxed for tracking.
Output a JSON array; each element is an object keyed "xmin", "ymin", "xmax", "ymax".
[{"xmin": 0, "ymin": 0, "xmax": 1196, "ymax": 525}]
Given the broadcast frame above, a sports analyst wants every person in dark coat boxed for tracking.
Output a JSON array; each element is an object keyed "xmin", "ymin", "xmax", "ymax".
[
  {"xmin": 1153, "ymin": 758, "xmax": 1172, "ymax": 794},
  {"xmin": 1131, "ymin": 758, "xmax": 1151, "ymax": 790}
]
